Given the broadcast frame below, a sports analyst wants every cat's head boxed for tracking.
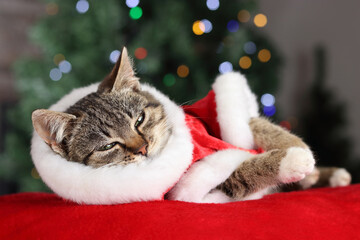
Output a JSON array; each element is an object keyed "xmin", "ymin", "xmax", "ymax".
[{"xmin": 32, "ymin": 48, "xmax": 172, "ymax": 168}]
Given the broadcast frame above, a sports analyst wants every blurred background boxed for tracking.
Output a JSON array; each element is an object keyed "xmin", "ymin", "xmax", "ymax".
[{"xmin": 0, "ymin": 0, "xmax": 359, "ymax": 194}]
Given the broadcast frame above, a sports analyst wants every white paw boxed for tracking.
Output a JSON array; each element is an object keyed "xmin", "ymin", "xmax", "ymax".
[
  {"xmin": 278, "ymin": 147, "xmax": 315, "ymax": 184},
  {"xmin": 330, "ymin": 168, "xmax": 351, "ymax": 187}
]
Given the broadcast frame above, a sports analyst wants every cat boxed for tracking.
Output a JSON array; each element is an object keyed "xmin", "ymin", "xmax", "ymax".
[{"xmin": 31, "ymin": 47, "xmax": 351, "ymax": 204}]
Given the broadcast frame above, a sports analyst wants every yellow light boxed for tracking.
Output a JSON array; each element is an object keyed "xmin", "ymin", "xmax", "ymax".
[
  {"xmin": 239, "ymin": 56, "xmax": 252, "ymax": 69},
  {"xmin": 46, "ymin": 3, "xmax": 59, "ymax": 15},
  {"xmin": 258, "ymin": 49, "xmax": 271, "ymax": 62},
  {"xmin": 53, "ymin": 54, "xmax": 65, "ymax": 65},
  {"xmin": 31, "ymin": 168, "xmax": 40, "ymax": 179},
  {"xmin": 237, "ymin": 10, "xmax": 250, "ymax": 23},
  {"xmin": 254, "ymin": 13, "xmax": 267, "ymax": 27},
  {"xmin": 192, "ymin": 20, "xmax": 205, "ymax": 35},
  {"xmin": 177, "ymin": 65, "xmax": 189, "ymax": 78}
]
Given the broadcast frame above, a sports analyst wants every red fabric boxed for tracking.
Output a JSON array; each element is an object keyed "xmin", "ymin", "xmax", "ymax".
[
  {"xmin": 1, "ymin": 185, "xmax": 359, "ymax": 240},
  {"xmin": 182, "ymin": 90, "xmax": 262, "ymax": 163}
]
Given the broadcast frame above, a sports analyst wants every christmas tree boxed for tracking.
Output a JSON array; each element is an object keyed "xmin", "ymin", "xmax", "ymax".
[
  {"xmin": 298, "ymin": 46, "xmax": 360, "ymax": 182},
  {"xmin": 0, "ymin": 0, "xmax": 281, "ymax": 193}
]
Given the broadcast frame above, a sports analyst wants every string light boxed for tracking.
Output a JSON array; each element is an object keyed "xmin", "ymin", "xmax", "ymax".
[
  {"xmin": 129, "ymin": 6, "xmax": 142, "ymax": 20},
  {"xmin": 219, "ymin": 61, "xmax": 233, "ymax": 73},
  {"xmin": 206, "ymin": 0, "xmax": 219, "ymax": 11},
  {"xmin": 59, "ymin": 60, "xmax": 72, "ymax": 73},
  {"xmin": 192, "ymin": 20, "xmax": 205, "ymax": 35},
  {"xmin": 254, "ymin": 13, "xmax": 267, "ymax": 27},
  {"xmin": 31, "ymin": 168, "xmax": 40, "ymax": 179},
  {"xmin": 134, "ymin": 47, "xmax": 147, "ymax": 59},
  {"xmin": 258, "ymin": 49, "xmax": 271, "ymax": 62},
  {"xmin": 163, "ymin": 74, "xmax": 176, "ymax": 87},
  {"xmin": 109, "ymin": 50, "xmax": 120, "ymax": 63},
  {"xmin": 49, "ymin": 68, "xmax": 62, "ymax": 81},
  {"xmin": 227, "ymin": 20, "xmax": 239, "ymax": 32},
  {"xmin": 53, "ymin": 54, "xmax": 65, "ymax": 66},
  {"xmin": 177, "ymin": 65, "xmax": 189, "ymax": 78},
  {"xmin": 76, "ymin": 0, "xmax": 89, "ymax": 14},
  {"xmin": 261, "ymin": 93, "xmax": 275, "ymax": 107},
  {"xmin": 238, "ymin": 10, "xmax": 250, "ymax": 23},
  {"xmin": 201, "ymin": 19, "xmax": 213, "ymax": 33},
  {"xmin": 126, "ymin": 0, "xmax": 140, "ymax": 8},
  {"xmin": 244, "ymin": 41, "xmax": 256, "ymax": 54},
  {"xmin": 46, "ymin": 3, "xmax": 59, "ymax": 15},
  {"xmin": 239, "ymin": 56, "xmax": 252, "ymax": 69},
  {"xmin": 280, "ymin": 121, "xmax": 291, "ymax": 131},
  {"xmin": 263, "ymin": 105, "xmax": 276, "ymax": 117}
]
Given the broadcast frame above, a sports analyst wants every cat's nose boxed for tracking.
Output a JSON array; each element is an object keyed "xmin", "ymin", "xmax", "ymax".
[{"xmin": 136, "ymin": 143, "xmax": 148, "ymax": 156}]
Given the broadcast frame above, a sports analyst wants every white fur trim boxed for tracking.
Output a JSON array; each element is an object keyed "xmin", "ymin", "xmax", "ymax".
[
  {"xmin": 167, "ymin": 149, "xmax": 253, "ymax": 203},
  {"xmin": 278, "ymin": 147, "xmax": 315, "ymax": 184},
  {"xmin": 330, "ymin": 168, "xmax": 351, "ymax": 187},
  {"xmin": 212, "ymin": 72, "xmax": 259, "ymax": 149},
  {"xmin": 31, "ymin": 83, "xmax": 193, "ymax": 204}
]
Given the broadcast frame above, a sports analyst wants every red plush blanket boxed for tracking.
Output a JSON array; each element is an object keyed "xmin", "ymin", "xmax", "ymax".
[{"xmin": 1, "ymin": 185, "xmax": 359, "ymax": 240}]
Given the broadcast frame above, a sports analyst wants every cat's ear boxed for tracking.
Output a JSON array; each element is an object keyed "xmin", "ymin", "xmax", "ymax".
[
  {"xmin": 32, "ymin": 109, "xmax": 76, "ymax": 154},
  {"xmin": 98, "ymin": 47, "xmax": 140, "ymax": 93}
]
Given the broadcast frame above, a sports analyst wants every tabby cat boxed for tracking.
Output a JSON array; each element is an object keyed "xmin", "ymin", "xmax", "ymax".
[{"xmin": 31, "ymin": 47, "xmax": 351, "ymax": 203}]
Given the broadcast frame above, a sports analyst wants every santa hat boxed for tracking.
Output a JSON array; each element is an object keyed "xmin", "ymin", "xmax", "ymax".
[{"xmin": 31, "ymin": 72, "xmax": 259, "ymax": 204}]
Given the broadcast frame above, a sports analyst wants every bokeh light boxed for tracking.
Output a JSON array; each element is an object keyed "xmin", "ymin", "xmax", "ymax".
[
  {"xmin": 46, "ymin": 3, "xmax": 59, "ymax": 15},
  {"xmin": 135, "ymin": 47, "xmax": 148, "ymax": 59},
  {"xmin": 31, "ymin": 168, "xmax": 40, "ymax": 179},
  {"xmin": 219, "ymin": 61, "xmax": 233, "ymax": 73},
  {"xmin": 50, "ymin": 68, "xmax": 62, "ymax": 81},
  {"xmin": 261, "ymin": 93, "xmax": 275, "ymax": 107},
  {"xmin": 237, "ymin": 10, "xmax": 250, "ymax": 23},
  {"xmin": 129, "ymin": 6, "xmax": 143, "ymax": 19},
  {"xmin": 163, "ymin": 74, "xmax": 176, "ymax": 87},
  {"xmin": 109, "ymin": 50, "xmax": 120, "ymax": 63},
  {"xmin": 59, "ymin": 60, "xmax": 72, "ymax": 73},
  {"xmin": 76, "ymin": 0, "xmax": 89, "ymax": 14},
  {"xmin": 177, "ymin": 65, "xmax": 189, "ymax": 78},
  {"xmin": 239, "ymin": 56, "xmax": 252, "ymax": 69},
  {"xmin": 263, "ymin": 105, "xmax": 276, "ymax": 117},
  {"xmin": 126, "ymin": 0, "xmax": 140, "ymax": 8},
  {"xmin": 244, "ymin": 41, "xmax": 256, "ymax": 54},
  {"xmin": 254, "ymin": 13, "xmax": 267, "ymax": 27},
  {"xmin": 227, "ymin": 20, "xmax": 239, "ymax": 32},
  {"xmin": 201, "ymin": 19, "xmax": 213, "ymax": 33},
  {"xmin": 192, "ymin": 20, "xmax": 205, "ymax": 35},
  {"xmin": 206, "ymin": 0, "xmax": 220, "ymax": 11},
  {"xmin": 280, "ymin": 121, "xmax": 291, "ymax": 131},
  {"xmin": 53, "ymin": 54, "xmax": 65, "ymax": 65},
  {"xmin": 258, "ymin": 49, "xmax": 271, "ymax": 62}
]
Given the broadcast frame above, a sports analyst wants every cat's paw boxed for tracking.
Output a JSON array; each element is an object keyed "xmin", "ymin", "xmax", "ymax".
[
  {"xmin": 278, "ymin": 147, "xmax": 315, "ymax": 184},
  {"xmin": 299, "ymin": 167, "xmax": 320, "ymax": 189},
  {"xmin": 330, "ymin": 168, "xmax": 351, "ymax": 187}
]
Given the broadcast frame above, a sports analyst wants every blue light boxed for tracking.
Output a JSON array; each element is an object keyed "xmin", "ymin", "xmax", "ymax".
[
  {"xmin": 126, "ymin": 0, "xmax": 139, "ymax": 8},
  {"xmin": 263, "ymin": 105, "xmax": 276, "ymax": 117},
  {"xmin": 76, "ymin": 0, "xmax": 89, "ymax": 14},
  {"xmin": 201, "ymin": 19, "xmax": 213, "ymax": 33},
  {"xmin": 109, "ymin": 50, "xmax": 121, "ymax": 63},
  {"xmin": 49, "ymin": 68, "xmax": 62, "ymax": 81},
  {"xmin": 206, "ymin": 0, "xmax": 219, "ymax": 11},
  {"xmin": 244, "ymin": 41, "xmax": 257, "ymax": 54},
  {"xmin": 219, "ymin": 61, "xmax": 233, "ymax": 73},
  {"xmin": 59, "ymin": 60, "xmax": 72, "ymax": 73},
  {"xmin": 261, "ymin": 93, "xmax": 275, "ymax": 107},
  {"xmin": 227, "ymin": 20, "xmax": 239, "ymax": 32}
]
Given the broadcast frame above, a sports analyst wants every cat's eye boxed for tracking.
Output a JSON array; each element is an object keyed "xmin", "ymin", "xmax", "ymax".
[
  {"xmin": 135, "ymin": 112, "xmax": 145, "ymax": 128},
  {"xmin": 99, "ymin": 142, "xmax": 117, "ymax": 151}
]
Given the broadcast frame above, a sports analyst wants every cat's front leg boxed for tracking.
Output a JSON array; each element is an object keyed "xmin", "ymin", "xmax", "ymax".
[{"xmin": 217, "ymin": 147, "xmax": 315, "ymax": 200}]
